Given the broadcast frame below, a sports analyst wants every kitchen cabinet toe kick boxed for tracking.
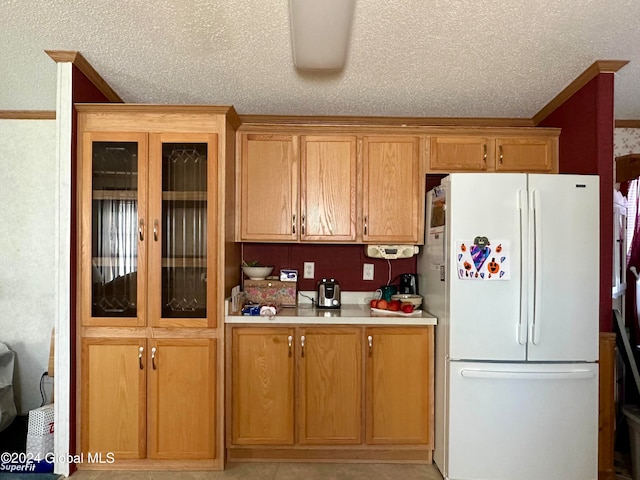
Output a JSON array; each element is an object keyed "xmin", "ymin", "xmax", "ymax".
[{"xmin": 226, "ymin": 446, "xmax": 433, "ymax": 463}]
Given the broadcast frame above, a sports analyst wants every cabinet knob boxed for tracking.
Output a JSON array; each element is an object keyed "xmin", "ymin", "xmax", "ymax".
[
  {"xmin": 499, "ymin": 145, "xmax": 503, "ymax": 164},
  {"xmin": 301, "ymin": 214, "xmax": 306, "ymax": 236},
  {"xmin": 153, "ymin": 219, "xmax": 159, "ymax": 241},
  {"xmin": 368, "ymin": 335, "xmax": 373, "ymax": 355},
  {"xmin": 363, "ymin": 216, "xmax": 368, "ymax": 236},
  {"xmin": 483, "ymin": 144, "xmax": 487, "ymax": 164},
  {"xmin": 138, "ymin": 346, "xmax": 144, "ymax": 369},
  {"xmin": 292, "ymin": 214, "xmax": 296, "ymax": 235},
  {"xmin": 288, "ymin": 335, "xmax": 293, "ymax": 357},
  {"xmin": 300, "ymin": 335, "xmax": 305, "ymax": 358},
  {"xmin": 139, "ymin": 218, "xmax": 145, "ymax": 241},
  {"xmin": 151, "ymin": 346, "xmax": 157, "ymax": 370}
]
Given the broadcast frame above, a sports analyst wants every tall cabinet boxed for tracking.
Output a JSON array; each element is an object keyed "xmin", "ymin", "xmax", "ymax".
[{"xmin": 76, "ymin": 105, "xmax": 240, "ymax": 470}]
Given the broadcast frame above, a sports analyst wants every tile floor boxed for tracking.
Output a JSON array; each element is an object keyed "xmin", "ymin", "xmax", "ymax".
[{"xmin": 68, "ymin": 462, "xmax": 444, "ymax": 480}]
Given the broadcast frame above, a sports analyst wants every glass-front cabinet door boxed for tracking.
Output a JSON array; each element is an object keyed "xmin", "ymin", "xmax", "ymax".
[
  {"xmin": 82, "ymin": 132, "xmax": 148, "ymax": 327},
  {"xmin": 81, "ymin": 132, "xmax": 217, "ymax": 329},
  {"xmin": 148, "ymin": 133, "xmax": 217, "ymax": 328}
]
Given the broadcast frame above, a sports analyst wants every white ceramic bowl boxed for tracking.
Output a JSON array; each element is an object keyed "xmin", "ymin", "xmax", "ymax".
[
  {"xmin": 391, "ymin": 293, "xmax": 422, "ymax": 307},
  {"xmin": 241, "ymin": 265, "xmax": 274, "ymax": 280}
]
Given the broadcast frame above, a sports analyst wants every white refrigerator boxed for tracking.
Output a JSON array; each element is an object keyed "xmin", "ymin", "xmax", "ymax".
[{"xmin": 418, "ymin": 173, "xmax": 599, "ymax": 480}]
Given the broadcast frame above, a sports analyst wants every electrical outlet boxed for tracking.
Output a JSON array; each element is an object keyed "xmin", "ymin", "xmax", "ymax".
[
  {"xmin": 363, "ymin": 263, "xmax": 374, "ymax": 280},
  {"xmin": 303, "ymin": 262, "xmax": 315, "ymax": 279}
]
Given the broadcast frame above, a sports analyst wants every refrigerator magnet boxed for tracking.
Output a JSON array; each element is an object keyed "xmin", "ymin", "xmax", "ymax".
[{"xmin": 456, "ymin": 240, "xmax": 510, "ymax": 280}]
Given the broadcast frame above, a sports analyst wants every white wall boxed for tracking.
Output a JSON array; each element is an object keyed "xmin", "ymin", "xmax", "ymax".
[{"xmin": 0, "ymin": 118, "xmax": 56, "ymax": 414}]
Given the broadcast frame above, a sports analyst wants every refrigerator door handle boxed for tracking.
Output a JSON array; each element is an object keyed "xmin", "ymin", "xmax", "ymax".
[
  {"xmin": 529, "ymin": 189, "xmax": 541, "ymax": 345},
  {"xmin": 517, "ymin": 189, "xmax": 528, "ymax": 345},
  {"xmin": 460, "ymin": 368, "xmax": 596, "ymax": 381}
]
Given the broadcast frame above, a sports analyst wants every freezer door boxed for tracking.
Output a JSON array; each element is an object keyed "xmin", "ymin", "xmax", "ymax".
[
  {"xmin": 446, "ymin": 361, "xmax": 598, "ymax": 480},
  {"xmin": 447, "ymin": 174, "xmax": 528, "ymax": 361},
  {"xmin": 527, "ymin": 174, "xmax": 599, "ymax": 362}
]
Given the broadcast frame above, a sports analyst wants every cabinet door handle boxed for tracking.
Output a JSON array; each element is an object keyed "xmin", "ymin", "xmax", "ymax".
[
  {"xmin": 288, "ymin": 335, "xmax": 293, "ymax": 357},
  {"xmin": 483, "ymin": 144, "xmax": 487, "ymax": 164},
  {"xmin": 138, "ymin": 346, "xmax": 144, "ymax": 369},
  {"xmin": 499, "ymin": 145, "xmax": 503, "ymax": 164},
  {"xmin": 363, "ymin": 216, "xmax": 368, "ymax": 236},
  {"xmin": 300, "ymin": 335, "xmax": 305, "ymax": 358},
  {"xmin": 153, "ymin": 219, "xmax": 159, "ymax": 241},
  {"xmin": 292, "ymin": 214, "xmax": 296, "ymax": 235},
  {"xmin": 301, "ymin": 214, "xmax": 306, "ymax": 236},
  {"xmin": 151, "ymin": 347, "xmax": 157, "ymax": 370},
  {"xmin": 368, "ymin": 335, "xmax": 373, "ymax": 356},
  {"xmin": 139, "ymin": 218, "xmax": 145, "ymax": 241}
]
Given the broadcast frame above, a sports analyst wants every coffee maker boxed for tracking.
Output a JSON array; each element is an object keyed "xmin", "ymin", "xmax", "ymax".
[{"xmin": 398, "ymin": 273, "xmax": 418, "ymax": 294}]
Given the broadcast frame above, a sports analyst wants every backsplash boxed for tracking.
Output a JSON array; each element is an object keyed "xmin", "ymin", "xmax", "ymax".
[{"xmin": 241, "ymin": 243, "xmax": 417, "ymax": 292}]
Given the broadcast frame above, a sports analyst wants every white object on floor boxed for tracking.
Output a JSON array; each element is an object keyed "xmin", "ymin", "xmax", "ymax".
[{"xmin": 26, "ymin": 403, "xmax": 55, "ymax": 459}]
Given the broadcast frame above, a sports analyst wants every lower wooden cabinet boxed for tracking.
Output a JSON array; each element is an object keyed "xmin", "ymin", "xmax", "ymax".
[
  {"xmin": 81, "ymin": 338, "xmax": 146, "ymax": 458},
  {"xmin": 366, "ymin": 327, "xmax": 433, "ymax": 445},
  {"xmin": 231, "ymin": 327, "xmax": 295, "ymax": 445},
  {"xmin": 228, "ymin": 325, "xmax": 433, "ymax": 458},
  {"xmin": 147, "ymin": 339, "xmax": 216, "ymax": 459},
  {"xmin": 81, "ymin": 337, "xmax": 216, "ymax": 460},
  {"xmin": 298, "ymin": 327, "xmax": 362, "ymax": 445},
  {"xmin": 231, "ymin": 327, "xmax": 362, "ymax": 445}
]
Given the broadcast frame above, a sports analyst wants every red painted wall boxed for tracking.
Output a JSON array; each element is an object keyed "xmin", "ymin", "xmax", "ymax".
[
  {"xmin": 69, "ymin": 66, "xmax": 111, "ymax": 465},
  {"xmin": 539, "ymin": 74, "xmax": 615, "ymax": 331},
  {"xmin": 242, "ymin": 243, "xmax": 417, "ymax": 292}
]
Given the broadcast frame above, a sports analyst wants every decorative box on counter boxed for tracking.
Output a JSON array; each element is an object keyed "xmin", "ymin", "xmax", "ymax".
[{"xmin": 243, "ymin": 280, "xmax": 297, "ymax": 307}]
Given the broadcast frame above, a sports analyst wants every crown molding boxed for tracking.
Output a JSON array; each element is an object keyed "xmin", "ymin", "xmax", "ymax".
[
  {"xmin": 0, "ymin": 110, "xmax": 56, "ymax": 120},
  {"xmin": 238, "ymin": 114, "xmax": 535, "ymax": 128},
  {"xmin": 46, "ymin": 50, "xmax": 123, "ymax": 103},
  {"xmin": 532, "ymin": 60, "xmax": 629, "ymax": 126}
]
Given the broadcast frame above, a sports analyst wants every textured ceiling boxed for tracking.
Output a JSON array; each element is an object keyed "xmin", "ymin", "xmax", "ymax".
[{"xmin": 2, "ymin": 0, "xmax": 640, "ymax": 120}]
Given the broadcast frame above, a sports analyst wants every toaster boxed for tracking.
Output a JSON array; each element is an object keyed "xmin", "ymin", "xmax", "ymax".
[{"xmin": 317, "ymin": 278, "xmax": 341, "ymax": 309}]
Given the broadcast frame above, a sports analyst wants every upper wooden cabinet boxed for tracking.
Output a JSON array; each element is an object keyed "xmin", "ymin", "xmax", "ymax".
[
  {"xmin": 239, "ymin": 134, "xmax": 298, "ymax": 241},
  {"xmin": 429, "ymin": 129, "xmax": 559, "ymax": 173},
  {"xmin": 301, "ymin": 136, "xmax": 357, "ymax": 241},
  {"xmin": 429, "ymin": 136, "xmax": 491, "ymax": 171},
  {"xmin": 237, "ymin": 131, "xmax": 422, "ymax": 244},
  {"xmin": 238, "ymin": 124, "xmax": 559, "ymax": 245},
  {"xmin": 494, "ymin": 136, "xmax": 555, "ymax": 172},
  {"xmin": 362, "ymin": 136, "xmax": 423, "ymax": 244},
  {"xmin": 239, "ymin": 134, "xmax": 357, "ymax": 242}
]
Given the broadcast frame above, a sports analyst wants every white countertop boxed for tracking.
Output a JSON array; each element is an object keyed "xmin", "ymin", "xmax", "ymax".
[{"xmin": 225, "ymin": 291, "xmax": 437, "ymax": 326}]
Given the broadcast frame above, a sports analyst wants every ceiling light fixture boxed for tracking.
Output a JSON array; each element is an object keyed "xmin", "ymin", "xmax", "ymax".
[{"xmin": 288, "ymin": 0, "xmax": 355, "ymax": 71}]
